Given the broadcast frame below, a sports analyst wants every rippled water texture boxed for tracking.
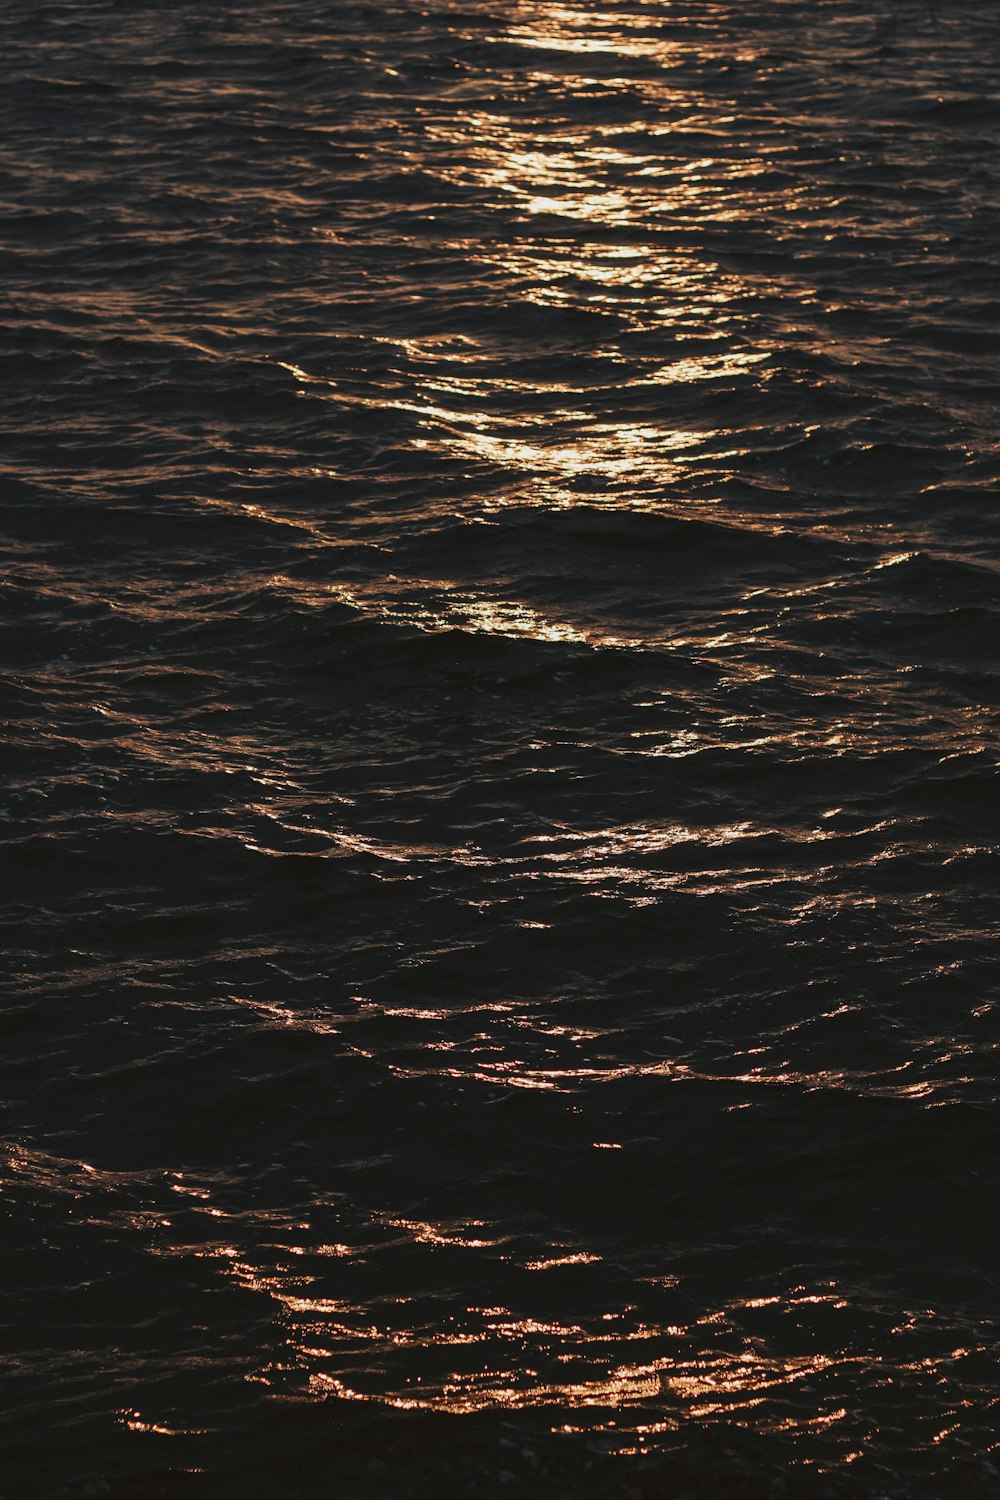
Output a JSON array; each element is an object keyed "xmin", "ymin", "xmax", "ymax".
[{"xmin": 3, "ymin": 0, "xmax": 1000, "ymax": 1493}]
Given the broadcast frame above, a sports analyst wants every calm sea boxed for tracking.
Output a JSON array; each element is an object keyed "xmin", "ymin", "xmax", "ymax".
[{"xmin": 2, "ymin": 1, "xmax": 999, "ymax": 1495}]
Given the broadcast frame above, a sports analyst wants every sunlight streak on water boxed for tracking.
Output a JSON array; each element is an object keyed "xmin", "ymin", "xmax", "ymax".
[{"xmin": 3, "ymin": 0, "xmax": 1000, "ymax": 1491}]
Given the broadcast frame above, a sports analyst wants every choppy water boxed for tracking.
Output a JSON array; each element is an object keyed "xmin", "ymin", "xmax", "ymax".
[{"xmin": 3, "ymin": 0, "xmax": 1000, "ymax": 1494}]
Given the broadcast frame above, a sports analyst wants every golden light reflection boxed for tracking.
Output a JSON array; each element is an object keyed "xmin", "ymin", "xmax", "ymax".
[
  {"xmin": 525, "ymin": 1252, "xmax": 603, "ymax": 1271},
  {"xmin": 298, "ymin": 1346, "xmax": 849, "ymax": 1422},
  {"xmin": 119, "ymin": 1411, "xmax": 207, "ymax": 1437},
  {"xmin": 324, "ymin": 577, "xmax": 639, "ymax": 648},
  {"xmin": 277, "ymin": 0, "xmax": 802, "ymax": 534},
  {"xmin": 144, "ymin": 1174, "xmax": 897, "ymax": 1447},
  {"xmin": 410, "ymin": 417, "xmax": 716, "ymax": 505},
  {"xmin": 423, "ymin": 109, "xmax": 768, "ymax": 233},
  {"xmin": 505, "ymin": 3, "xmax": 689, "ymax": 60},
  {"xmin": 381, "ymin": 1217, "xmax": 506, "ymax": 1251}
]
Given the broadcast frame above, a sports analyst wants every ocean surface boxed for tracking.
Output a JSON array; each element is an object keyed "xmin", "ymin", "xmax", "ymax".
[{"xmin": 3, "ymin": 0, "xmax": 999, "ymax": 1494}]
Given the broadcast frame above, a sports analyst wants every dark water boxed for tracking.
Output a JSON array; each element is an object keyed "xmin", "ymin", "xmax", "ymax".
[{"xmin": 3, "ymin": 0, "xmax": 1000, "ymax": 1493}]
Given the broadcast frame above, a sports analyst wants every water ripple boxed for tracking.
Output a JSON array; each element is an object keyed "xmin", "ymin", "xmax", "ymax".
[{"xmin": 3, "ymin": 0, "xmax": 1000, "ymax": 1493}]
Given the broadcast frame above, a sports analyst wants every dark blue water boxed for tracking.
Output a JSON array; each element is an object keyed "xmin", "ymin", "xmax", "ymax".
[{"xmin": 3, "ymin": 1, "xmax": 1000, "ymax": 1495}]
